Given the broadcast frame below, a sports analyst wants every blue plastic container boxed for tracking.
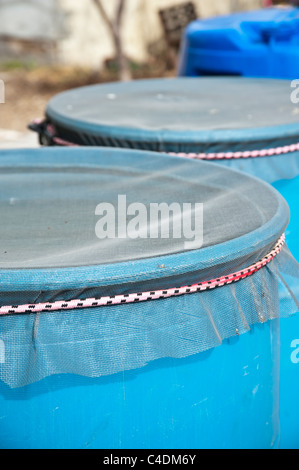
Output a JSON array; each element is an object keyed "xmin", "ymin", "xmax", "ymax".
[
  {"xmin": 220, "ymin": 160, "xmax": 299, "ymax": 447},
  {"xmin": 0, "ymin": 147, "xmax": 297, "ymax": 449},
  {"xmin": 0, "ymin": 324, "xmax": 280, "ymax": 449},
  {"xmin": 178, "ymin": 6, "xmax": 299, "ymax": 79},
  {"xmin": 28, "ymin": 77, "xmax": 299, "ymax": 448},
  {"xmin": 272, "ymin": 176, "xmax": 299, "ymax": 450},
  {"xmin": 217, "ymin": 158, "xmax": 299, "ymax": 451}
]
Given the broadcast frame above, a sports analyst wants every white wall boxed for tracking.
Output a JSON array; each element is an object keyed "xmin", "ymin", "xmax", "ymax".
[{"xmin": 0, "ymin": 0, "xmax": 65, "ymax": 40}]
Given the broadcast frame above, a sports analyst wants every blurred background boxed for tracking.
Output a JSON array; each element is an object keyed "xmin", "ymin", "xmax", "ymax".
[{"xmin": 0, "ymin": 0, "xmax": 288, "ymax": 146}]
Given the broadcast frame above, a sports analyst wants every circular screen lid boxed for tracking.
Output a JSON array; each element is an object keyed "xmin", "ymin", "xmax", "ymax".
[
  {"xmin": 45, "ymin": 77, "xmax": 299, "ymax": 148},
  {"xmin": 0, "ymin": 151, "xmax": 296, "ymax": 390},
  {"xmin": 0, "ymin": 147, "xmax": 288, "ymax": 280}
]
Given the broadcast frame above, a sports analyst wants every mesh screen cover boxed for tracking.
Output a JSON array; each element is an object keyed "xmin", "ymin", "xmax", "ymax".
[
  {"xmin": 41, "ymin": 77, "xmax": 299, "ymax": 184},
  {"xmin": 0, "ymin": 147, "xmax": 298, "ymax": 388},
  {"xmin": 44, "ymin": 77, "xmax": 299, "ymax": 150}
]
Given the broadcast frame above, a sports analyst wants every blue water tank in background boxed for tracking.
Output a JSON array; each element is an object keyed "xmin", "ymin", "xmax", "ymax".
[{"xmin": 178, "ymin": 7, "xmax": 299, "ymax": 79}]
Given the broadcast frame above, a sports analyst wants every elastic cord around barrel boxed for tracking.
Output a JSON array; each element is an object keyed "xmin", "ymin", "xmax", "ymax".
[
  {"xmin": 0, "ymin": 234, "xmax": 285, "ymax": 316},
  {"xmin": 29, "ymin": 120, "xmax": 299, "ymax": 159}
]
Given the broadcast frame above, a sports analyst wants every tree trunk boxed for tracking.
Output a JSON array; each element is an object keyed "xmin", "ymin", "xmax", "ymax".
[
  {"xmin": 92, "ymin": 0, "xmax": 132, "ymax": 81},
  {"xmin": 112, "ymin": 27, "xmax": 131, "ymax": 81}
]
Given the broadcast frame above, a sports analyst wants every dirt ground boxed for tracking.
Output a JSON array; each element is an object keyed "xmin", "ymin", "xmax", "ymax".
[{"xmin": 0, "ymin": 64, "xmax": 175, "ymax": 148}]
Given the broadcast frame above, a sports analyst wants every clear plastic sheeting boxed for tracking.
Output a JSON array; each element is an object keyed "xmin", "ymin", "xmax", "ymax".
[{"xmin": 0, "ymin": 147, "xmax": 298, "ymax": 389}]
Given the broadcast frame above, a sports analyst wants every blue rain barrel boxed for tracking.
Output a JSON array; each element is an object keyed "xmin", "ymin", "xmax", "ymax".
[
  {"xmin": 28, "ymin": 76, "xmax": 299, "ymax": 449},
  {"xmin": 178, "ymin": 6, "xmax": 299, "ymax": 79},
  {"xmin": 0, "ymin": 147, "xmax": 298, "ymax": 449}
]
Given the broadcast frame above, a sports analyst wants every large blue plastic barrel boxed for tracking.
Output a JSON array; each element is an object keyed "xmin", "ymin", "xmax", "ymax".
[
  {"xmin": 178, "ymin": 6, "xmax": 299, "ymax": 79},
  {"xmin": 28, "ymin": 77, "xmax": 299, "ymax": 448},
  {"xmin": 0, "ymin": 325, "xmax": 280, "ymax": 449},
  {"xmin": 0, "ymin": 147, "xmax": 297, "ymax": 449}
]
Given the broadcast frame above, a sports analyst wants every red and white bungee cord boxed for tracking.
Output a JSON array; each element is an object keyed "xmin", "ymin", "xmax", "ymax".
[
  {"xmin": 167, "ymin": 143, "xmax": 299, "ymax": 160},
  {"xmin": 0, "ymin": 234, "xmax": 285, "ymax": 315},
  {"xmin": 31, "ymin": 119, "xmax": 299, "ymax": 160}
]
